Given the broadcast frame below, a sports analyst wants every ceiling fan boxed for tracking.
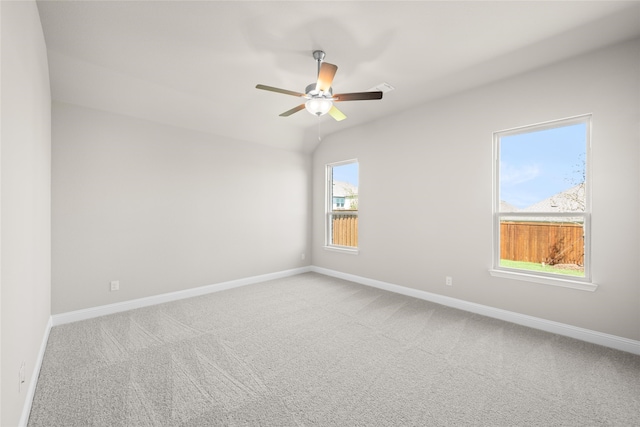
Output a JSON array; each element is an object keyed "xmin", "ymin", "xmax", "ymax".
[{"xmin": 255, "ymin": 50, "xmax": 383, "ymax": 121}]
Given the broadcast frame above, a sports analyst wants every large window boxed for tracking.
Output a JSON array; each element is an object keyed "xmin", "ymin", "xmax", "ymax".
[
  {"xmin": 326, "ymin": 160, "xmax": 358, "ymax": 251},
  {"xmin": 492, "ymin": 115, "xmax": 593, "ymax": 290}
]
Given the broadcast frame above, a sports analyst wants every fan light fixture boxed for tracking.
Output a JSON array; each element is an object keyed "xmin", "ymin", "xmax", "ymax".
[{"xmin": 305, "ymin": 97, "xmax": 333, "ymax": 116}]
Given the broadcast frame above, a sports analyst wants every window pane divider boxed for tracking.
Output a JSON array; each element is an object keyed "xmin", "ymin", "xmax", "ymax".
[
  {"xmin": 498, "ymin": 212, "xmax": 585, "ymax": 218},
  {"xmin": 330, "ymin": 211, "xmax": 358, "ymax": 216}
]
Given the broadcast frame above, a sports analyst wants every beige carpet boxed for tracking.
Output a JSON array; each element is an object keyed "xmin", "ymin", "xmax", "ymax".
[{"xmin": 29, "ymin": 272, "xmax": 640, "ymax": 426}]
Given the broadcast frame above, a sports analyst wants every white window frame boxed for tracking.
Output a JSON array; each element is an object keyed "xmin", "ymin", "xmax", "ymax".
[
  {"xmin": 324, "ymin": 159, "xmax": 359, "ymax": 254},
  {"xmin": 490, "ymin": 115, "xmax": 596, "ymax": 291}
]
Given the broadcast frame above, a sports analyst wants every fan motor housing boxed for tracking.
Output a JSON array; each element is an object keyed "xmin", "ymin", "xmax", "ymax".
[{"xmin": 305, "ymin": 83, "xmax": 332, "ymax": 98}]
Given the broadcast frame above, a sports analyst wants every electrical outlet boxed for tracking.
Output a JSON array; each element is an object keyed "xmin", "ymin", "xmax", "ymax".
[
  {"xmin": 110, "ymin": 280, "xmax": 120, "ymax": 291},
  {"xmin": 445, "ymin": 276, "xmax": 453, "ymax": 286}
]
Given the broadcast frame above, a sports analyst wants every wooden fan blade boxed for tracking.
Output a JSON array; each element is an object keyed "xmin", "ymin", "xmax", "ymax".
[
  {"xmin": 256, "ymin": 84, "xmax": 305, "ymax": 98},
  {"xmin": 316, "ymin": 63, "xmax": 338, "ymax": 92},
  {"xmin": 333, "ymin": 91, "xmax": 383, "ymax": 101},
  {"xmin": 279, "ymin": 104, "xmax": 306, "ymax": 117},
  {"xmin": 328, "ymin": 105, "xmax": 347, "ymax": 122}
]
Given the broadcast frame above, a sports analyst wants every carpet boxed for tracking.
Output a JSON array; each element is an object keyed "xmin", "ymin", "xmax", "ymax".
[{"xmin": 28, "ymin": 272, "xmax": 640, "ymax": 426}]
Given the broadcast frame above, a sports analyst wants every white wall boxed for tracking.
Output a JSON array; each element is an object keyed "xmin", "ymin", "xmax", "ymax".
[
  {"xmin": 52, "ymin": 103, "xmax": 310, "ymax": 314},
  {"xmin": 312, "ymin": 38, "xmax": 640, "ymax": 341},
  {"xmin": 1, "ymin": 1, "xmax": 52, "ymax": 425}
]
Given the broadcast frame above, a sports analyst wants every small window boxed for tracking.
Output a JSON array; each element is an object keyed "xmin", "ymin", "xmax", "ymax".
[
  {"xmin": 326, "ymin": 160, "xmax": 358, "ymax": 251},
  {"xmin": 492, "ymin": 115, "xmax": 592, "ymax": 288}
]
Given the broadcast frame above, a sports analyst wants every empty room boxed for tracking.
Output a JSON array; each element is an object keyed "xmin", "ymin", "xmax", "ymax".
[{"xmin": 2, "ymin": 0, "xmax": 640, "ymax": 425}]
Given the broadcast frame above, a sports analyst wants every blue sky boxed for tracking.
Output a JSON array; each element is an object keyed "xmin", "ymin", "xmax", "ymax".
[
  {"xmin": 500, "ymin": 122, "xmax": 586, "ymax": 209},
  {"xmin": 333, "ymin": 162, "xmax": 359, "ymax": 186}
]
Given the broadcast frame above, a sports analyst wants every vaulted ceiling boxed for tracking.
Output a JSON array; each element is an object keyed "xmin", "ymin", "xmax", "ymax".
[{"xmin": 37, "ymin": 1, "xmax": 640, "ymax": 153}]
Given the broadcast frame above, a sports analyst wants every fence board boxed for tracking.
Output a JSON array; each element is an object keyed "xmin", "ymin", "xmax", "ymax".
[
  {"xmin": 500, "ymin": 221, "xmax": 584, "ymax": 265},
  {"xmin": 332, "ymin": 214, "xmax": 358, "ymax": 247}
]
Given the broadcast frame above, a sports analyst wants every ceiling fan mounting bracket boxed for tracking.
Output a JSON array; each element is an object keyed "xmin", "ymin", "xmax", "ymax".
[{"xmin": 312, "ymin": 50, "xmax": 326, "ymax": 62}]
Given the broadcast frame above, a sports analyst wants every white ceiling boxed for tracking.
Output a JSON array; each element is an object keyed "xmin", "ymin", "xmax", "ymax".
[{"xmin": 36, "ymin": 1, "xmax": 640, "ymax": 153}]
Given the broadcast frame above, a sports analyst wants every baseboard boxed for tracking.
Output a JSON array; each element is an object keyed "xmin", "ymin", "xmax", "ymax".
[
  {"xmin": 52, "ymin": 266, "xmax": 311, "ymax": 326},
  {"xmin": 310, "ymin": 266, "xmax": 640, "ymax": 356},
  {"xmin": 49, "ymin": 264, "xmax": 640, "ymax": 355},
  {"xmin": 19, "ymin": 316, "xmax": 53, "ymax": 427}
]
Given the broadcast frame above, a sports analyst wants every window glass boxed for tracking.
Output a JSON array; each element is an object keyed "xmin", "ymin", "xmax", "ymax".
[
  {"xmin": 327, "ymin": 161, "xmax": 358, "ymax": 249},
  {"xmin": 494, "ymin": 116, "xmax": 590, "ymax": 281}
]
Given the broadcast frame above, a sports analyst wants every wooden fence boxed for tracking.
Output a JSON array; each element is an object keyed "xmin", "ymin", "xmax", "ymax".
[
  {"xmin": 332, "ymin": 214, "xmax": 358, "ymax": 247},
  {"xmin": 500, "ymin": 221, "xmax": 584, "ymax": 265}
]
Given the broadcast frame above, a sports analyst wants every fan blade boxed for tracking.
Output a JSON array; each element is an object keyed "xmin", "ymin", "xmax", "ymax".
[
  {"xmin": 256, "ymin": 84, "xmax": 305, "ymax": 98},
  {"xmin": 279, "ymin": 104, "xmax": 306, "ymax": 117},
  {"xmin": 333, "ymin": 91, "xmax": 383, "ymax": 101},
  {"xmin": 316, "ymin": 62, "xmax": 338, "ymax": 92},
  {"xmin": 328, "ymin": 105, "xmax": 347, "ymax": 122}
]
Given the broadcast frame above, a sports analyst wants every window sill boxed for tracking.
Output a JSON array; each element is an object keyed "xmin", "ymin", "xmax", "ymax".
[
  {"xmin": 323, "ymin": 245, "xmax": 359, "ymax": 255},
  {"xmin": 489, "ymin": 269, "xmax": 597, "ymax": 292}
]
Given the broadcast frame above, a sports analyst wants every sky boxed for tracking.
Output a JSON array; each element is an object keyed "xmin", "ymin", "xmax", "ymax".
[
  {"xmin": 500, "ymin": 122, "xmax": 586, "ymax": 209},
  {"xmin": 333, "ymin": 162, "xmax": 359, "ymax": 187}
]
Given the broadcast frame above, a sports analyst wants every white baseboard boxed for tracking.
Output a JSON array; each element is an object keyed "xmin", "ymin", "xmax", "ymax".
[
  {"xmin": 19, "ymin": 316, "xmax": 53, "ymax": 427},
  {"xmin": 52, "ymin": 266, "xmax": 311, "ymax": 326},
  {"xmin": 310, "ymin": 266, "xmax": 640, "ymax": 356},
  {"xmin": 49, "ymin": 264, "xmax": 640, "ymax": 355}
]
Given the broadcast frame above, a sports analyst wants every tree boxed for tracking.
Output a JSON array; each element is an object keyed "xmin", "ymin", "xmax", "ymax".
[
  {"xmin": 345, "ymin": 187, "xmax": 358, "ymax": 210},
  {"xmin": 560, "ymin": 154, "xmax": 586, "ymax": 212}
]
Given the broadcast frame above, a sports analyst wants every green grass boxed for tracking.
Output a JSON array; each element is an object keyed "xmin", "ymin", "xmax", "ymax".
[{"xmin": 500, "ymin": 259, "xmax": 584, "ymax": 277}]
